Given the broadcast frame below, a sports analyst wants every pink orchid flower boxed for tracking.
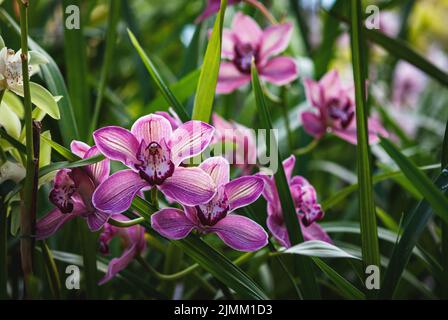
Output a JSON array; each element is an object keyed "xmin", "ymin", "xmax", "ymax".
[
  {"xmin": 301, "ymin": 69, "xmax": 388, "ymax": 145},
  {"xmin": 36, "ymin": 141, "xmax": 111, "ymax": 239},
  {"xmin": 98, "ymin": 214, "xmax": 147, "ymax": 285},
  {"xmin": 212, "ymin": 113, "xmax": 257, "ymax": 173},
  {"xmin": 196, "ymin": 0, "xmax": 241, "ymax": 23},
  {"xmin": 217, "ymin": 13, "xmax": 299, "ymax": 94},
  {"xmin": 151, "ymin": 157, "xmax": 268, "ymax": 252},
  {"xmin": 92, "ymin": 114, "xmax": 216, "ymax": 214},
  {"xmin": 258, "ymin": 155, "xmax": 331, "ymax": 248}
]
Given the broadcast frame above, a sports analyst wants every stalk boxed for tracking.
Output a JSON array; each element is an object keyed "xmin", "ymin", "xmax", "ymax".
[{"xmin": 17, "ymin": 0, "xmax": 39, "ymax": 296}]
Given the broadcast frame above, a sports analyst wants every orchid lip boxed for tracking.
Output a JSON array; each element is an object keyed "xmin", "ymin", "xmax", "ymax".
[
  {"xmin": 49, "ymin": 169, "xmax": 76, "ymax": 214},
  {"xmin": 233, "ymin": 42, "xmax": 259, "ymax": 74},
  {"xmin": 135, "ymin": 140, "xmax": 175, "ymax": 185}
]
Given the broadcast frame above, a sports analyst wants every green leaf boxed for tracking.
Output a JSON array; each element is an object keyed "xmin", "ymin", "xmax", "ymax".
[
  {"xmin": 379, "ymin": 170, "xmax": 448, "ymax": 298},
  {"xmin": 63, "ymin": 0, "xmax": 91, "ymax": 139},
  {"xmin": 40, "ymin": 134, "xmax": 79, "ymax": 162},
  {"xmin": 312, "ymin": 258, "xmax": 365, "ymax": 300},
  {"xmin": 380, "ymin": 138, "xmax": 448, "ymax": 224},
  {"xmin": 28, "ymin": 82, "xmax": 60, "ymax": 119},
  {"xmin": 89, "ymin": 0, "xmax": 121, "ymax": 141},
  {"xmin": 127, "ymin": 29, "xmax": 190, "ymax": 123},
  {"xmin": 284, "ymin": 240, "xmax": 361, "ymax": 260},
  {"xmin": 251, "ymin": 62, "xmax": 320, "ymax": 299},
  {"xmin": 443, "ymin": 119, "xmax": 448, "ymax": 169},
  {"xmin": 366, "ymin": 29, "xmax": 448, "ymax": 87},
  {"xmin": 0, "ymin": 8, "xmax": 79, "ymax": 144},
  {"xmin": 321, "ymin": 164, "xmax": 440, "ymax": 210},
  {"xmin": 0, "ymin": 128, "xmax": 26, "ymax": 154},
  {"xmin": 175, "ymin": 236, "xmax": 268, "ymax": 300},
  {"xmin": 0, "ymin": 101, "xmax": 21, "ymax": 139},
  {"xmin": 148, "ymin": 69, "xmax": 200, "ymax": 111},
  {"xmin": 39, "ymin": 154, "xmax": 105, "ymax": 177},
  {"xmin": 39, "ymin": 130, "xmax": 52, "ymax": 168},
  {"xmin": 191, "ymin": 0, "xmax": 227, "ymax": 123},
  {"xmin": 3, "ymin": 91, "xmax": 24, "ymax": 118},
  {"xmin": 349, "ymin": 0, "xmax": 380, "ymax": 270}
]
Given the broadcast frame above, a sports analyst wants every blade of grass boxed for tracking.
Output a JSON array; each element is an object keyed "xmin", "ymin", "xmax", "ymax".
[
  {"xmin": 127, "ymin": 29, "xmax": 190, "ymax": 122},
  {"xmin": 349, "ymin": 0, "xmax": 380, "ymax": 278},
  {"xmin": 442, "ymin": 119, "xmax": 448, "ymax": 297},
  {"xmin": 251, "ymin": 61, "xmax": 320, "ymax": 299},
  {"xmin": 62, "ymin": 0, "xmax": 91, "ymax": 140},
  {"xmin": 39, "ymin": 154, "xmax": 104, "ymax": 177},
  {"xmin": 379, "ymin": 169, "xmax": 448, "ymax": 298},
  {"xmin": 380, "ymin": 138, "xmax": 448, "ymax": 223},
  {"xmin": 312, "ymin": 257, "xmax": 365, "ymax": 299},
  {"xmin": 191, "ymin": 0, "xmax": 227, "ymax": 123},
  {"xmin": 39, "ymin": 241, "xmax": 61, "ymax": 299},
  {"xmin": 0, "ymin": 8, "xmax": 79, "ymax": 145},
  {"xmin": 89, "ymin": 0, "xmax": 121, "ymax": 142}
]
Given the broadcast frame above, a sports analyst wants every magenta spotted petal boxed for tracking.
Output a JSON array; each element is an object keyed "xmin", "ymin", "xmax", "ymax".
[
  {"xmin": 216, "ymin": 13, "xmax": 298, "ymax": 94},
  {"xmin": 151, "ymin": 156, "xmax": 267, "ymax": 252},
  {"xmin": 93, "ymin": 114, "xmax": 216, "ymax": 213}
]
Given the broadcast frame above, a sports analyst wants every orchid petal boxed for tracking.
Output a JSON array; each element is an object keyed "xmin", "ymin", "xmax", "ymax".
[
  {"xmin": 231, "ymin": 12, "xmax": 262, "ymax": 47},
  {"xmin": 70, "ymin": 140, "xmax": 90, "ymax": 158},
  {"xmin": 93, "ymin": 170, "xmax": 147, "ymax": 214},
  {"xmin": 35, "ymin": 203, "xmax": 84, "ymax": 240},
  {"xmin": 303, "ymin": 78, "xmax": 324, "ymax": 108},
  {"xmin": 301, "ymin": 112, "xmax": 326, "ymax": 138},
  {"xmin": 259, "ymin": 22, "xmax": 293, "ymax": 63},
  {"xmin": 209, "ymin": 214, "xmax": 268, "ymax": 251},
  {"xmin": 84, "ymin": 146, "xmax": 110, "ymax": 185},
  {"xmin": 216, "ymin": 62, "xmax": 251, "ymax": 94},
  {"xmin": 267, "ymin": 214, "xmax": 290, "ymax": 248},
  {"xmin": 282, "ymin": 155, "xmax": 296, "ymax": 182},
  {"xmin": 301, "ymin": 222, "xmax": 332, "ymax": 244},
  {"xmin": 93, "ymin": 126, "xmax": 140, "ymax": 167},
  {"xmin": 170, "ymin": 121, "xmax": 215, "ymax": 166},
  {"xmin": 158, "ymin": 167, "xmax": 215, "ymax": 206},
  {"xmin": 222, "ymin": 30, "xmax": 236, "ymax": 59},
  {"xmin": 86, "ymin": 210, "xmax": 111, "ymax": 232},
  {"xmin": 151, "ymin": 208, "xmax": 196, "ymax": 240},
  {"xmin": 98, "ymin": 243, "xmax": 139, "ymax": 285},
  {"xmin": 259, "ymin": 56, "xmax": 298, "ymax": 85},
  {"xmin": 131, "ymin": 114, "xmax": 172, "ymax": 145},
  {"xmin": 225, "ymin": 176, "xmax": 264, "ymax": 211},
  {"xmin": 199, "ymin": 156, "xmax": 230, "ymax": 186}
]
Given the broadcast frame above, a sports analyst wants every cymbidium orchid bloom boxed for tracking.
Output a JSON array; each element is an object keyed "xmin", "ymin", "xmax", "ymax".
[
  {"xmin": 36, "ymin": 141, "xmax": 111, "ymax": 239},
  {"xmin": 196, "ymin": 0, "xmax": 240, "ymax": 23},
  {"xmin": 212, "ymin": 113, "xmax": 257, "ymax": 173},
  {"xmin": 92, "ymin": 114, "xmax": 216, "ymax": 214},
  {"xmin": 216, "ymin": 13, "xmax": 298, "ymax": 94},
  {"xmin": 301, "ymin": 69, "xmax": 387, "ymax": 145},
  {"xmin": 98, "ymin": 214, "xmax": 147, "ymax": 285},
  {"xmin": 258, "ymin": 155, "xmax": 331, "ymax": 248},
  {"xmin": 151, "ymin": 157, "xmax": 268, "ymax": 251}
]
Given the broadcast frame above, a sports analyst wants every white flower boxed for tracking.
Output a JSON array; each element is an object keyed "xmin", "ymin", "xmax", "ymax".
[{"xmin": 0, "ymin": 47, "xmax": 32, "ymax": 94}]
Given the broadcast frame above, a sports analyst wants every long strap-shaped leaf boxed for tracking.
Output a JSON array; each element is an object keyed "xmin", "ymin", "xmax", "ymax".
[
  {"xmin": 127, "ymin": 29, "xmax": 190, "ymax": 123},
  {"xmin": 0, "ymin": 9, "xmax": 79, "ymax": 145},
  {"xmin": 379, "ymin": 170, "xmax": 448, "ymax": 298},
  {"xmin": 192, "ymin": 0, "xmax": 227, "ymax": 122},
  {"xmin": 251, "ymin": 61, "xmax": 320, "ymax": 299},
  {"xmin": 349, "ymin": 0, "xmax": 380, "ymax": 274},
  {"xmin": 380, "ymin": 138, "xmax": 448, "ymax": 224}
]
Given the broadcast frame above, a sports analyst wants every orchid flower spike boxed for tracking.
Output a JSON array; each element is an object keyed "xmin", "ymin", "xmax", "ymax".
[
  {"xmin": 258, "ymin": 155, "xmax": 331, "ymax": 248},
  {"xmin": 301, "ymin": 69, "xmax": 388, "ymax": 145},
  {"xmin": 36, "ymin": 141, "xmax": 111, "ymax": 239},
  {"xmin": 92, "ymin": 114, "xmax": 216, "ymax": 214},
  {"xmin": 217, "ymin": 12, "xmax": 298, "ymax": 94},
  {"xmin": 98, "ymin": 214, "xmax": 147, "ymax": 285},
  {"xmin": 151, "ymin": 157, "xmax": 268, "ymax": 252}
]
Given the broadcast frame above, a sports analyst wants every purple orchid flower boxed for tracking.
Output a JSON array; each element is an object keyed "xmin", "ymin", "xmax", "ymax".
[
  {"xmin": 217, "ymin": 12, "xmax": 299, "ymax": 94},
  {"xmin": 36, "ymin": 141, "xmax": 111, "ymax": 240},
  {"xmin": 92, "ymin": 114, "xmax": 216, "ymax": 214},
  {"xmin": 301, "ymin": 69, "xmax": 388, "ymax": 145},
  {"xmin": 98, "ymin": 214, "xmax": 147, "ymax": 285},
  {"xmin": 151, "ymin": 157, "xmax": 268, "ymax": 251},
  {"xmin": 258, "ymin": 155, "xmax": 331, "ymax": 248},
  {"xmin": 196, "ymin": 0, "xmax": 241, "ymax": 23},
  {"xmin": 212, "ymin": 113, "xmax": 257, "ymax": 173}
]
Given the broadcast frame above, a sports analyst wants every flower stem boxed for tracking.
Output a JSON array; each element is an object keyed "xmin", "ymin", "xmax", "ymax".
[
  {"xmin": 0, "ymin": 200, "xmax": 7, "ymax": 298},
  {"xmin": 137, "ymin": 255, "xmax": 199, "ymax": 281},
  {"xmin": 293, "ymin": 138, "xmax": 319, "ymax": 156},
  {"xmin": 108, "ymin": 217, "xmax": 145, "ymax": 228},
  {"xmin": 39, "ymin": 241, "xmax": 61, "ymax": 299},
  {"xmin": 17, "ymin": 0, "xmax": 39, "ymax": 296},
  {"xmin": 242, "ymin": 0, "xmax": 278, "ymax": 24},
  {"xmin": 151, "ymin": 188, "xmax": 159, "ymax": 210}
]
